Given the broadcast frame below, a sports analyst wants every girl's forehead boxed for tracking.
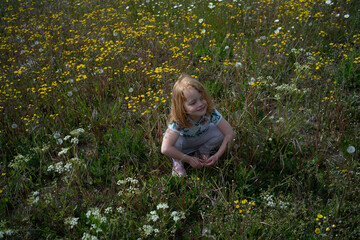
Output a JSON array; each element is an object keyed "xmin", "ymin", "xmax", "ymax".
[{"xmin": 183, "ymin": 87, "xmax": 201, "ymax": 99}]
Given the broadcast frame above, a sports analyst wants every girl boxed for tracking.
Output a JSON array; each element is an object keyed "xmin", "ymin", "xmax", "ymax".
[{"xmin": 161, "ymin": 73, "xmax": 234, "ymax": 176}]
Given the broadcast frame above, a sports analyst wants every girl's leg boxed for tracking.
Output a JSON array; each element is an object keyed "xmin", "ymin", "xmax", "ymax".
[
  {"xmin": 172, "ymin": 136, "xmax": 188, "ymax": 177},
  {"xmin": 198, "ymin": 124, "xmax": 224, "ymax": 157}
]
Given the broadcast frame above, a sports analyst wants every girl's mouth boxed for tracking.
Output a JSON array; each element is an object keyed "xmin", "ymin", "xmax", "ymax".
[{"xmin": 198, "ymin": 106, "xmax": 206, "ymax": 112}]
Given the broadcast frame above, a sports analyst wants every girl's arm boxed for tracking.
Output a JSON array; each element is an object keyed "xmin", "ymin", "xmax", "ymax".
[
  {"xmin": 205, "ymin": 118, "xmax": 234, "ymax": 166},
  {"xmin": 161, "ymin": 128, "xmax": 204, "ymax": 169}
]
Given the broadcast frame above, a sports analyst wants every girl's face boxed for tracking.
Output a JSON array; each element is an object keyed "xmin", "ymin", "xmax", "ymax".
[{"xmin": 183, "ymin": 87, "xmax": 207, "ymax": 122}]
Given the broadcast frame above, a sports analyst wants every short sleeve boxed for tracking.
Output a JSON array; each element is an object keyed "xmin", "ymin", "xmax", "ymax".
[
  {"xmin": 168, "ymin": 122, "xmax": 183, "ymax": 135},
  {"xmin": 210, "ymin": 109, "xmax": 223, "ymax": 125}
]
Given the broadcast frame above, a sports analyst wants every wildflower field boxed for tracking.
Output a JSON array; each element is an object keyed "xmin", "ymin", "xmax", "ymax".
[{"xmin": 1, "ymin": 0, "xmax": 359, "ymax": 238}]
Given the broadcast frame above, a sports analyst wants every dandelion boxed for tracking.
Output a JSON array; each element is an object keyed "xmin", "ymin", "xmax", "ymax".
[
  {"xmin": 347, "ymin": 146, "xmax": 355, "ymax": 154},
  {"xmin": 129, "ymin": 87, "xmax": 134, "ymax": 93},
  {"xmin": 224, "ymin": 46, "xmax": 230, "ymax": 50},
  {"xmin": 249, "ymin": 77, "xmax": 255, "ymax": 85},
  {"xmin": 315, "ymin": 228, "xmax": 320, "ymax": 234},
  {"xmin": 67, "ymin": 91, "xmax": 73, "ymax": 97}
]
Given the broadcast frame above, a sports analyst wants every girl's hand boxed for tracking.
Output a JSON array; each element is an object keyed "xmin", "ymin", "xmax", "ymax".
[
  {"xmin": 204, "ymin": 154, "xmax": 219, "ymax": 166},
  {"xmin": 188, "ymin": 157, "xmax": 204, "ymax": 169}
]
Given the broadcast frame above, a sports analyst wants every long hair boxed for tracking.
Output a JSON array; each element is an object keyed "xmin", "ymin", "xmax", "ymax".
[{"xmin": 168, "ymin": 73, "xmax": 214, "ymax": 128}]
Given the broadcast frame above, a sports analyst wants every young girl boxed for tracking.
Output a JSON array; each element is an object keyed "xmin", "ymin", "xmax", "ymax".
[{"xmin": 161, "ymin": 73, "xmax": 234, "ymax": 176}]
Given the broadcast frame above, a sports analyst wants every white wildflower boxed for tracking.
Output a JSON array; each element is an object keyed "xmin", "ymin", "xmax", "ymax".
[
  {"xmin": 56, "ymin": 138, "xmax": 63, "ymax": 145},
  {"xmin": 263, "ymin": 194, "xmax": 275, "ymax": 207},
  {"xmin": 105, "ymin": 207, "xmax": 113, "ymax": 214},
  {"xmin": 344, "ymin": 14, "xmax": 349, "ymax": 18},
  {"xmin": 64, "ymin": 135, "xmax": 71, "ymax": 141},
  {"xmin": 55, "ymin": 162, "xmax": 65, "ymax": 173},
  {"xmin": 70, "ymin": 128, "xmax": 85, "ymax": 137},
  {"xmin": 47, "ymin": 164, "xmax": 54, "ymax": 172},
  {"xmin": 28, "ymin": 191, "xmax": 40, "ymax": 205},
  {"xmin": 64, "ymin": 162, "xmax": 72, "ymax": 172},
  {"xmin": 171, "ymin": 211, "xmax": 186, "ymax": 222},
  {"xmin": 274, "ymin": 27, "xmax": 282, "ymax": 35},
  {"xmin": 198, "ymin": 18, "xmax": 204, "ymax": 24},
  {"xmin": 235, "ymin": 62, "xmax": 242, "ymax": 68},
  {"xmin": 148, "ymin": 210, "xmax": 159, "ymax": 222},
  {"xmin": 64, "ymin": 217, "xmax": 79, "ymax": 229},
  {"xmin": 71, "ymin": 137, "xmax": 79, "ymax": 145},
  {"xmin": 67, "ymin": 91, "xmax": 73, "ymax": 97},
  {"xmin": 142, "ymin": 225, "xmax": 154, "ymax": 237},
  {"xmin": 274, "ymin": 19, "xmax": 279, "ymax": 23},
  {"xmin": 11, "ymin": 123, "xmax": 18, "ymax": 129},
  {"xmin": 53, "ymin": 132, "xmax": 61, "ymax": 139},
  {"xmin": 128, "ymin": 87, "xmax": 134, "ymax": 93},
  {"xmin": 117, "ymin": 206, "xmax": 124, "ymax": 213},
  {"xmin": 347, "ymin": 146, "xmax": 355, "ymax": 154},
  {"xmin": 58, "ymin": 147, "xmax": 70, "ymax": 156},
  {"xmin": 208, "ymin": 3, "xmax": 215, "ymax": 9},
  {"xmin": 325, "ymin": 0, "xmax": 333, "ymax": 5},
  {"xmin": 157, "ymin": 203, "xmax": 169, "ymax": 210},
  {"xmin": 82, "ymin": 232, "xmax": 98, "ymax": 240}
]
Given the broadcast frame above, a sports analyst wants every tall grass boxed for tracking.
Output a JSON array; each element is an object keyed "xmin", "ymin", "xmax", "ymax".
[{"xmin": 1, "ymin": 0, "xmax": 359, "ymax": 239}]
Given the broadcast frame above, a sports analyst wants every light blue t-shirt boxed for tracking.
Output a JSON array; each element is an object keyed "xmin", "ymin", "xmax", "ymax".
[{"xmin": 168, "ymin": 109, "xmax": 222, "ymax": 138}]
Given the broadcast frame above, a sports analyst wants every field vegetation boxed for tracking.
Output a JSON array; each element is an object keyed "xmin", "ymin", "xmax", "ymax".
[{"xmin": 0, "ymin": 0, "xmax": 359, "ymax": 239}]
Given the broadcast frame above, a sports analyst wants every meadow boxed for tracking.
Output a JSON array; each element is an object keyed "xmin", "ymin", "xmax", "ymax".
[{"xmin": 0, "ymin": 0, "xmax": 359, "ymax": 239}]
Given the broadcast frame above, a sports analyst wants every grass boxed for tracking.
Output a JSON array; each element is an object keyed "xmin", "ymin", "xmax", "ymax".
[{"xmin": 0, "ymin": 0, "xmax": 359, "ymax": 239}]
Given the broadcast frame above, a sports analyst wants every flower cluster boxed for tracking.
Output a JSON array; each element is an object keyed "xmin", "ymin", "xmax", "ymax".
[
  {"xmin": 139, "ymin": 202, "xmax": 185, "ymax": 237},
  {"xmin": 314, "ymin": 214, "xmax": 336, "ymax": 235},
  {"xmin": 234, "ymin": 199, "xmax": 256, "ymax": 214},
  {"xmin": 8, "ymin": 154, "xmax": 31, "ymax": 170},
  {"xmin": 117, "ymin": 177, "xmax": 141, "ymax": 196}
]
